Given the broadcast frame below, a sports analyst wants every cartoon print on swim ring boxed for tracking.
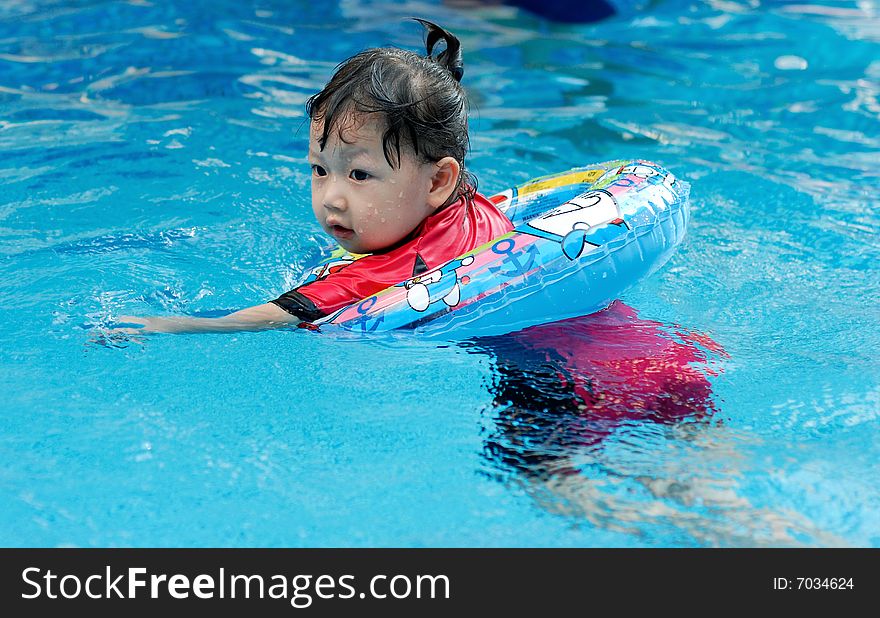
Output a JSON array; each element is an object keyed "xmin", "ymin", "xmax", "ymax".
[
  {"xmin": 403, "ymin": 255, "xmax": 475, "ymax": 312},
  {"xmin": 616, "ymin": 163, "xmax": 676, "ymax": 188},
  {"xmin": 524, "ymin": 189, "xmax": 628, "ymax": 260}
]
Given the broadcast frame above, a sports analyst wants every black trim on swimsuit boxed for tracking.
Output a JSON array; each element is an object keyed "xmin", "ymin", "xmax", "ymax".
[
  {"xmin": 270, "ymin": 290, "xmax": 327, "ymax": 322},
  {"xmin": 412, "ymin": 253, "xmax": 429, "ymax": 277}
]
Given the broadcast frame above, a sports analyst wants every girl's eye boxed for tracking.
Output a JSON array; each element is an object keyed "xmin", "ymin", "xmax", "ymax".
[
  {"xmin": 311, "ymin": 164, "xmax": 327, "ymax": 177},
  {"xmin": 350, "ymin": 169, "xmax": 371, "ymax": 181}
]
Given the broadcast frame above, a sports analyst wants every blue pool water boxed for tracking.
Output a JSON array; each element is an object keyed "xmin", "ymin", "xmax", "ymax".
[{"xmin": 1, "ymin": 0, "xmax": 878, "ymax": 547}]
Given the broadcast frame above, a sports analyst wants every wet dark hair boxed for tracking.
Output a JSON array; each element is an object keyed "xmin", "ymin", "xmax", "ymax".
[{"xmin": 306, "ymin": 19, "xmax": 475, "ymax": 206}]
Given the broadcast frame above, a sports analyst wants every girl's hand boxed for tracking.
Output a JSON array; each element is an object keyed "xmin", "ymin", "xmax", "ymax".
[
  {"xmin": 109, "ymin": 316, "xmax": 178, "ymax": 334},
  {"xmin": 104, "ymin": 315, "xmax": 178, "ymax": 335},
  {"xmin": 89, "ymin": 316, "xmax": 152, "ymax": 347}
]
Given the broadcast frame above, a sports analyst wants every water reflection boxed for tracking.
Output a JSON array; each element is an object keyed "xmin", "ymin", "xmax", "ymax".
[
  {"xmin": 470, "ymin": 302, "xmax": 845, "ymax": 546},
  {"xmin": 474, "ymin": 301, "xmax": 721, "ymax": 475}
]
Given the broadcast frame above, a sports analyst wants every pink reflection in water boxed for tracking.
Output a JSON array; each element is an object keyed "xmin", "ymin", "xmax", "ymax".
[
  {"xmin": 476, "ymin": 301, "xmax": 728, "ymax": 476},
  {"xmin": 512, "ymin": 301, "xmax": 725, "ymax": 422}
]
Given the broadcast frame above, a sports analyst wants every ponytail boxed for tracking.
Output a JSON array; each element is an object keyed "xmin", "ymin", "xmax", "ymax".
[{"xmin": 413, "ymin": 18, "xmax": 464, "ymax": 82}]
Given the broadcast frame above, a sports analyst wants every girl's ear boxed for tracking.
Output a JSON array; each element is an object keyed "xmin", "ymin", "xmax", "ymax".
[{"xmin": 427, "ymin": 157, "xmax": 461, "ymax": 210}]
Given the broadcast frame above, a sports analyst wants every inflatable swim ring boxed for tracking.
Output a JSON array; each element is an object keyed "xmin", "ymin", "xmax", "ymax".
[{"xmin": 298, "ymin": 159, "xmax": 689, "ymax": 338}]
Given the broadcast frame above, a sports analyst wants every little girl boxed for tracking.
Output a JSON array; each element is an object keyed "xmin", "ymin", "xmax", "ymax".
[{"xmin": 116, "ymin": 19, "xmax": 513, "ymax": 334}]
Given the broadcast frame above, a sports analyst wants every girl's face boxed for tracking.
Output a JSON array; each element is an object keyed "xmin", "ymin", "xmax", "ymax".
[{"xmin": 309, "ymin": 115, "xmax": 438, "ymax": 255}]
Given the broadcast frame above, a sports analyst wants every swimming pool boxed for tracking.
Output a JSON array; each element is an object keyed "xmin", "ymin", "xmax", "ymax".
[{"xmin": 1, "ymin": 0, "xmax": 878, "ymax": 547}]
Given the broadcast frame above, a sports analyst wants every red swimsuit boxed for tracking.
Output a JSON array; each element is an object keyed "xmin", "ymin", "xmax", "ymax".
[{"xmin": 272, "ymin": 192, "xmax": 514, "ymax": 321}]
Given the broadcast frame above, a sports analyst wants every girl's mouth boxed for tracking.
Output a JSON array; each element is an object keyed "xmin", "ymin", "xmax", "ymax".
[{"xmin": 329, "ymin": 224, "xmax": 354, "ymax": 240}]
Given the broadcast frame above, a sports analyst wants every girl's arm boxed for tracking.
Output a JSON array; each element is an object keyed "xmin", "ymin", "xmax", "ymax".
[{"xmin": 114, "ymin": 302, "xmax": 300, "ymax": 334}]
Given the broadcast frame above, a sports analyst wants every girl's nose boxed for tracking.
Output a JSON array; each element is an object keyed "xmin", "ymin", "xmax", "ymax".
[{"xmin": 322, "ymin": 181, "xmax": 347, "ymax": 211}]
